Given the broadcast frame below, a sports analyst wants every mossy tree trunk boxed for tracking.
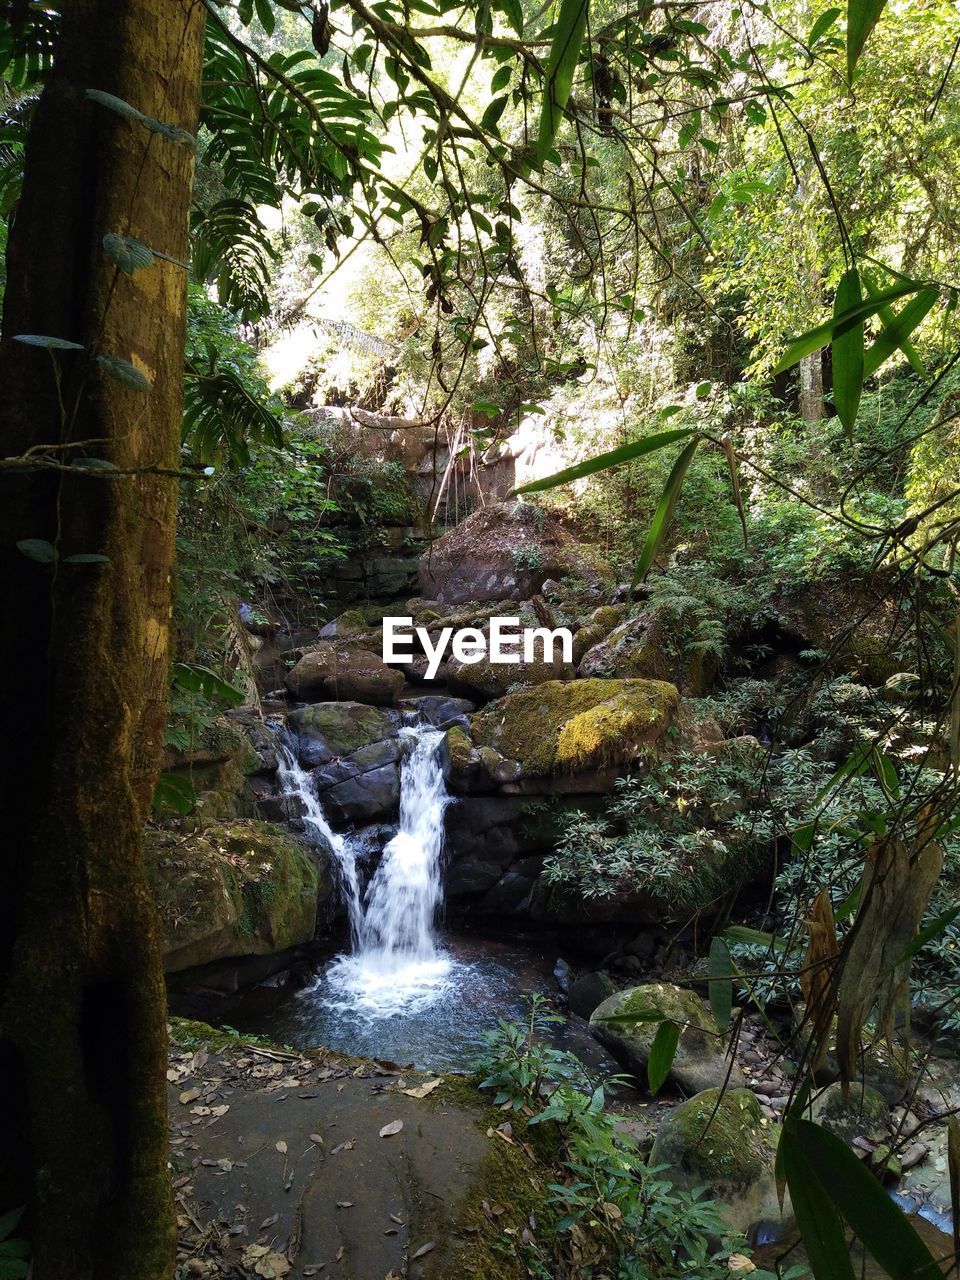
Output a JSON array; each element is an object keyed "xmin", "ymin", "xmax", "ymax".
[{"xmin": 0, "ymin": 3, "xmax": 204, "ymax": 1277}]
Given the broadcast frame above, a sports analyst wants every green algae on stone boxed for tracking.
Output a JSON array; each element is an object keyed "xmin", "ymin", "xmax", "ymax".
[
  {"xmin": 145, "ymin": 820, "xmax": 320, "ymax": 971},
  {"xmin": 471, "ymin": 678, "xmax": 678, "ymax": 778},
  {"xmin": 288, "ymin": 701, "xmax": 397, "ymax": 759},
  {"xmin": 649, "ymin": 1087, "xmax": 791, "ymax": 1236},
  {"xmin": 590, "ymin": 982, "xmax": 743, "ymax": 1092}
]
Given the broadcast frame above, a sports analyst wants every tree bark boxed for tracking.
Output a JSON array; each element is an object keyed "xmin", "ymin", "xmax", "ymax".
[{"xmin": 0, "ymin": 3, "xmax": 204, "ymax": 1277}]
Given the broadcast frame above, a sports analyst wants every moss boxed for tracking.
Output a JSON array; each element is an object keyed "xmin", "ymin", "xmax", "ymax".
[
  {"xmin": 652, "ymin": 1088, "xmax": 773, "ymax": 1190},
  {"xmin": 287, "ymin": 701, "xmax": 396, "ymax": 757},
  {"xmin": 168, "ymin": 1016, "xmax": 277, "ymax": 1052},
  {"xmin": 472, "ymin": 678, "xmax": 678, "ymax": 777},
  {"xmin": 145, "ymin": 820, "xmax": 318, "ymax": 970},
  {"xmin": 426, "ymin": 1078, "xmax": 563, "ymax": 1280},
  {"xmin": 446, "ymin": 724, "xmax": 475, "ymax": 771}
]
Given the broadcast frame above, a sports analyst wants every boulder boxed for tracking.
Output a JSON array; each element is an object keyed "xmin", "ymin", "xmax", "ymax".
[
  {"xmin": 589, "ymin": 982, "xmax": 744, "ymax": 1092},
  {"xmin": 579, "ymin": 614, "xmax": 669, "ymax": 680},
  {"xmin": 400, "ymin": 694, "xmax": 475, "ymax": 728},
  {"xmin": 287, "ymin": 702, "xmax": 400, "ymax": 768},
  {"xmin": 323, "ymin": 763, "xmax": 401, "ymax": 824},
  {"xmin": 418, "ymin": 500, "xmax": 612, "ymax": 604},
  {"xmin": 470, "ymin": 678, "xmax": 679, "ymax": 781},
  {"xmin": 145, "ymin": 820, "xmax": 325, "ymax": 972},
  {"xmin": 568, "ymin": 971, "xmax": 616, "ymax": 1019},
  {"xmin": 162, "ymin": 715, "xmax": 264, "ymax": 822},
  {"xmin": 285, "ymin": 643, "xmax": 404, "ymax": 705},
  {"xmin": 811, "ymin": 1082, "xmax": 890, "ymax": 1145},
  {"xmin": 650, "ymin": 1088, "xmax": 791, "ymax": 1236}
]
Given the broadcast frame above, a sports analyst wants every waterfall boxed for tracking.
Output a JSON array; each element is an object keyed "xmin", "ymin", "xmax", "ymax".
[
  {"xmin": 273, "ymin": 722, "xmax": 453, "ymax": 1014},
  {"xmin": 274, "ymin": 732, "xmax": 364, "ymax": 946}
]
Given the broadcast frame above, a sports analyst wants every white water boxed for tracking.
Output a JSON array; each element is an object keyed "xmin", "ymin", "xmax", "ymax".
[{"xmin": 274, "ymin": 723, "xmax": 454, "ymax": 1016}]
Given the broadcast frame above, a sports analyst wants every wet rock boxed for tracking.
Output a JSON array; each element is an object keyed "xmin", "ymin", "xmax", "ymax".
[
  {"xmin": 285, "ymin": 642, "xmax": 404, "ymax": 705},
  {"xmin": 590, "ymin": 982, "xmax": 744, "ymax": 1093},
  {"xmin": 287, "ymin": 702, "xmax": 400, "ymax": 767},
  {"xmin": 400, "ymin": 694, "xmax": 475, "ymax": 728},
  {"xmin": 323, "ymin": 763, "xmax": 401, "ymax": 824},
  {"xmin": 650, "ymin": 1088, "xmax": 792, "ymax": 1237},
  {"xmin": 568, "ymin": 971, "xmax": 616, "ymax": 1020},
  {"xmin": 479, "ymin": 871, "xmax": 535, "ymax": 914},
  {"xmin": 445, "ymin": 859, "xmax": 504, "ymax": 897}
]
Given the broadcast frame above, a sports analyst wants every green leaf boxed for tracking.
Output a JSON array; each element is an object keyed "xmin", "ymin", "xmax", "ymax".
[
  {"xmin": 153, "ymin": 772, "xmax": 196, "ymax": 817},
  {"xmin": 634, "ymin": 437, "xmax": 700, "ymax": 583},
  {"xmin": 0, "ymin": 1209, "xmax": 24, "ymax": 1244},
  {"xmin": 16, "ymin": 538, "xmax": 57, "ymax": 563},
  {"xmin": 13, "ymin": 333, "xmax": 83, "ymax": 350},
  {"xmin": 172, "ymin": 662, "xmax": 246, "ymax": 707},
  {"xmin": 780, "ymin": 1120, "xmax": 856, "ymax": 1280},
  {"xmin": 647, "ymin": 1020, "xmax": 680, "ymax": 1093},
  {"xmin": 481, "ymin": 94, "xmax": 508, "ymax": 133},
  {"xmin": 847, "ymin": 0, "xmax": 888, "ymax": 81},
  {"xmin": 772, "ymin": 279, "xmax": 924, "ymax": 374},
  {"xmin": 63, "ymin": 553, "xmax": 111, "ymax": 565},
  {"xmin": 789, "ymin": 1118, "xmax": 942, "ymax": 1279},
  {"xmin": 102, "ymin": 232, "xmax": 154, "ymax": 274},
  {"xmin": 708, "ymin": 936, "xmax": 733, "ymax": 1031},
  {"xmin": 832, "ymin": 267, "xmax": 863, "ymax": 439},
  {"xmin": 97, "ymin": 355, "xmax": 151, "ymax": 391},
  {"xmin": 863, "ymin": 288, "xmax": 937, "ymax": 378},
  {"xmin": 536, "ymin": 0, "xmax": 589, "ymax": 165},
  {"xmin": 255, "ymin": 0, "xmax": 276, "ymax": 35},
  {"xmin": 891, "ymin": 905, "xmax": 960, "ymax": 968},
  {"xmin": 511, "ymin": 427, "xmax": 695, "ymax": 495},
  {"xmin": 0, "ymin": 1259, "xmax": 29, "ymax": 1279},
  {"xmin": 808, "ymin": 7, "xmax": 841, "ymax": 46}
]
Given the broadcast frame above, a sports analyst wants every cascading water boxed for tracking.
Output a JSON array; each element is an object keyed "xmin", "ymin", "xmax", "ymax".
[{"xmin": 273, "ymin": 722, "xmax": 454, "ymax": 1015}]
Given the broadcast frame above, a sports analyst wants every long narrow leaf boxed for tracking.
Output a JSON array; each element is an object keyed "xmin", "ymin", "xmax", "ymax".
[
  {"xmin": 510, "ymin": 427, "xmax": 694, "ymax": 495},
  {"xmin": 832, "ymin": 267, "xmax": 863, "ymax": 438},
  {"xmin": 781, "ymin": 1121, "xmax": 857, "ymax": 1280},
  {"xmin": 634, "ymin": 437, "xmax": 700, "ymax": 583},
  {"xmin": 536, "ymin": 0, "xmax": 589, "ymax": 164},
  {"xmin": 847, "ymin": 0, "xmax": 888, "ymax": 81},
  {"xmin": 773, "ymin": 279, "xmax": 925, "ymax": 374},
  {"xmin": 863, "ymin": 278, "xmax": 932, "ymax": 375},
  {"xmin": 890, "ymin": 905, "xmax": 960, "ymax": 969},
  {"xmin": 792, "ymin": 1118, "xmax": 942, "ymax": 1279},
  {"xmin": 708, "ymin": 936, "xmax": 734, "ymax": 1032},
  {"xmin": 721, "ymin": 435, "xmax": 748, "ymax": 546},
  {"xmin": 647, "ymin": 1020, "xmax": 680, "ymax": 1093}
]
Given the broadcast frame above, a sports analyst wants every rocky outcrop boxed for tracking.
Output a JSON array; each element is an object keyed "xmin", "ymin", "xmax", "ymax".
[
  {"xmin": 466, "ymin": 678, "xmax": 678, "ymax": 783},
  {"xmin": 418, "ymin": 500, "xmax": 612, "ymax": 605},
  {"xmin": 286, "ymin": 642, "xmax": 404, "ymax": 705},
  {"xmin": 287, "ymin": 702, "xmax": 400, "ymax": 767},
  {"xmin": 589, "ymin": 983, "xmax": 744, "ymax": 1092},
  {"xmin": 162, "ymin": 715, "xmax": 265, "ymax": 822},
  {"xmin": 287, "ymin": 702, "xmax": 403, "ymax": 822},
  {"xmin": 145, "ymin": 820, "xmax": 326, "ymax": 972},
  {"xmin": 650, "ymin": 1088, "xmax": 791, "ymax": 1236}
]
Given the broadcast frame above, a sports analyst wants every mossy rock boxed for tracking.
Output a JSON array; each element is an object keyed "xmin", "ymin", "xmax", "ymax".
[
  {"xmin": 810, "ymin": 1082, "xmax": 890, "ymax": 1145},
  {"xmin": 145, "ymin": 820, "xmax": 321, "ymax": 972},
  {"xmin": 650, "ymin": 1087, "xmax": 792, "ymax": 1236},
  {"xmin": 472, "ymin": 678, "xmax": 678, "ymax": 779},
  {"xmin": 589, "ymin": 982, "xmax": 743, "ymax": 1092},
  {"xmin": 288, "ymin": 701, "xmax": 399, "ymax": 766},
  {"xmin": 285, "ymin": 642, "xmax": 403, "ymax": 705}
]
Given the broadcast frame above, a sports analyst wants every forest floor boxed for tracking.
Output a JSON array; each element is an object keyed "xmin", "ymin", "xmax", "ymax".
[{"xmin": 167, "ymin": 1027, "xmax": 546, "ymax": 1280}]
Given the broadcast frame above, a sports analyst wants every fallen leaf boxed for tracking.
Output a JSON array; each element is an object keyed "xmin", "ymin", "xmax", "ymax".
[
  {"xmin": 728, "ymin": 1255, "xmax": 756, "ymax": 1275},
  {"xmin": 389, "ymin": 1213, "xmax": 403, "ymax": 1225},
  {"xmin": 330, "ymin": 1139, "xmax": 355, "ymax": 1154},
  {"xmin": 259, "ymin": 1214, "xmax": 279, "ymax": 1231},
  {"xmin": 275, "ymin": 1140, "xmax": 288, "ymax": 1154},
  {"xmin": 400, "ymin": 1079, "xmax": 441, "ymax": 1100},
  {"xmin": 412, "ymin": 1242, "xmax": 435, "ymax": 1260},
  {"xmin": 489, "ymin": 1203, "xmax": 506, "ymax": 1216},
  {"xmin": 336, "ymin": 1246, "xmax": 345, "ymax": 1261},
  {"xmin": 179, "ymin": 1088, "xmax": 200, "ymax": 1104},
  {"xmin": 384, "ymin": 1228, "xmax": 398, "ymax": 1235},
  {"xmin": 255, "ymin": 1253, "xmax": 290, "ymax": 1279},
  {"xmin": 309, "ymin": 1133, "xmax": 324, "ymax": 1144},
  {"xmin": 379, "ymin": 1119, "xmax": 403, "ymax": 1138},
  {"xmin": 336, "ymin": 1201, "xmax": 353, "ymax": 1208}
]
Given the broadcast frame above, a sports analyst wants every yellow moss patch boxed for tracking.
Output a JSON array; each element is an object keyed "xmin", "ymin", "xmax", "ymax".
[{"xmin": 472, "ymin": 678, "xmax": 679, "ymax": 777}]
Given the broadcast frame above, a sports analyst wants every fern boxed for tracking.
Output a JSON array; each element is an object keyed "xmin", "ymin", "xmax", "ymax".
[{"xmin": 183, "ymin": 345, "xmax": 285, "ymax": 468}]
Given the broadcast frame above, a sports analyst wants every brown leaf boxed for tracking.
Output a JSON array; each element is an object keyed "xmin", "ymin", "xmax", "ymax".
[
  {"xmin": 389, "ymin": 1213, "xmax": 403, "ymax": 1224},
  {"xmin": 336, "ymin": 1201, "xmax": 354, "ymax": 1208},
  {"xmin": 411, "ymin": 1242, "xmax": 435, "ymax": 1259},
  {"xmin": 275, "ymin": 1140, "xmax": 288, "ymax": 1154},
  {"xmin": 801, "ymin": 887, "xmax": 839, "ymax": 1072},
  {"xmin": 309, "ymin": 1133, "xmax": 324, "ymax": 1144},
  {"xmin": 379, "ymin": 1119, "xmax": 403, "ymax": 1138},
  {"xmin": 259, "ymin": 1214, "xmax": 280, "ymax": 1231},
  {"xmin": 179, "ymin": 1088, "xmax": 201, "ymax": 1104},
  {"xmin": 400, "ymin": 1078, "xmax": 441, "ymax": 1099}
]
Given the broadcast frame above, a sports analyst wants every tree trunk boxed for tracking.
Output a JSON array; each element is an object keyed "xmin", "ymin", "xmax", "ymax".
[
  {"xmin": 798, "ymin": 351, "xmax": 824, "ymax": 422},
  {"xmin": 0, "ymin": 4, "xmax": 204, "ymax": 1277}
]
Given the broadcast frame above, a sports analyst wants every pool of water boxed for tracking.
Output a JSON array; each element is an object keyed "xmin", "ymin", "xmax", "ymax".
[{"xmin": 227, "ymin": 933, "xmax": 597, "ymax": 1071}]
